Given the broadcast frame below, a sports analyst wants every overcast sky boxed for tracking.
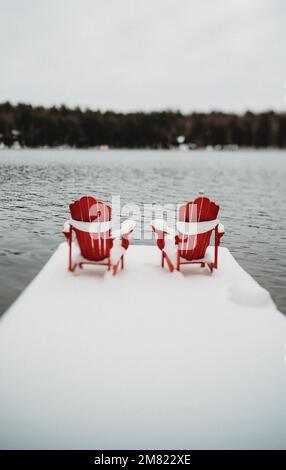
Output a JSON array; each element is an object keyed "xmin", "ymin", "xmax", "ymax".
[{"xmin": 0, "ymin": 0, "xmax": 285, "ymax": 113}]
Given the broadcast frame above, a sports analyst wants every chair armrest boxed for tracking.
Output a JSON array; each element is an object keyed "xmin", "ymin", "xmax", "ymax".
[
  {"xmin": 218, "ymin": 223, "xmax": 225, "ymax": 234},
  {"xmin": 112, "ymin": 220, "xmax": 136, "ymax": 240},
  {"xmin": 63, "ymin": 221, "xmax": 70, "ymax": 232},
  {"xmin": 120, "ymin": 219, "xmax": 136, "ymax": 237},
  {"xmin": 152, "ymin": 219, "xmax": 176, "ymax": 251},
  {"xmin": 63, "ymin": 221, "xmax": 71, "ymax": 240},
  {"xmin": 151, "ymin": 219, "xmax": 176, "ymax": 237}
]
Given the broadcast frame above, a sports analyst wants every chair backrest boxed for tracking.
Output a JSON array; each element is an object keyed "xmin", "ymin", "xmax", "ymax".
[
  {"xmin": 177, "ymin": 197, "xmax": 219, "ymax": 260},
  {"xmin": 69, "ymin": 196, "xmax": 112, "ymax": 261}
]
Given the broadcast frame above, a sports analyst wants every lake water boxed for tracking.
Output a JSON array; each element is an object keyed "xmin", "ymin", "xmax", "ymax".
[{"xmin": 0, "ymin": 149, "xmax": 285, "ymax": 315}]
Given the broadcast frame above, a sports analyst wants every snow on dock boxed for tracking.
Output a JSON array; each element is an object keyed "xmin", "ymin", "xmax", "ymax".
[{"xmin": 0, "ymin": 244, "xmax": 286, "ymax": 450}]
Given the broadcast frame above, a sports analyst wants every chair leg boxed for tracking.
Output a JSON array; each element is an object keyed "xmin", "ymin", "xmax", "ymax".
[
  {"xmin": 207, "ymin": 263, "xmax": 214, "ymax": 273},
  {"xmin": 68, "ymin": 230, "xmax": 73, "ymax": 272},
  {"xmin": 69, "ymin": 263, "xmax": 76, "ymax": 272},
  {"xmin": 113, "ymin": 260, "xmax": 120, "ymax": 276},
  {"xmin": 112, "ymin": 256, "xmax": 124, "ymax": 275},
  {"xmin": 176, "ymin": 251, "xmax": 180, "ymax": 271},
  {"xmin": 214, "ymin": 225, "xmax": 223, "ymax": 269},
  {"xmin": 164, "ymin": 254, "xmax": 174, "ymax": 272}
]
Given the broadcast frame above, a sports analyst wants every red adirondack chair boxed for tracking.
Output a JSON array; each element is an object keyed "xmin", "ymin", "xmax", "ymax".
[
  {"xmin": 152, "ymin": 196, "xmax": 224, "ymax": 273},
  {"xmin": 63, "ymin": 196, "xmax": 136, "ymax": 275}
]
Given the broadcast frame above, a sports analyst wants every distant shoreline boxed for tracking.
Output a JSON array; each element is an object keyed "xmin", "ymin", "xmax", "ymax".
[
  {"xmin": 0, "ymin": 145, "xmax": 285, "ymax": 152},
  {"xmin": 1, "ymin": 102, "xmax": 286, "ymax": 149}
]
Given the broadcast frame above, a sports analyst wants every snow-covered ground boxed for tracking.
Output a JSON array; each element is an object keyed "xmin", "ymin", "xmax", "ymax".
[{"xmin": 0, "ymin": 244, "xmax": 286, "ymax": 449}]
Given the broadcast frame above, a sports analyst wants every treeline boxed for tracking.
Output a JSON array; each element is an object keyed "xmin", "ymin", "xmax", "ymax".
[{"xmin": 0, "ymin": 102, "xmax": 286, "ymax": 149}]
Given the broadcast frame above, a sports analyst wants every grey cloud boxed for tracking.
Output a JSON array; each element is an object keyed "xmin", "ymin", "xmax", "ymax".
[{"xmin": 0, "ymin": 0, "xmax": 285, "ymax": 112}]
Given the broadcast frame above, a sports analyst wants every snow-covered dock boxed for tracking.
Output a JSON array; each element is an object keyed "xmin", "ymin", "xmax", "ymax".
[{"xmin": 0, "ymin": 244, "xmax": 286, "ymax": 449}]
